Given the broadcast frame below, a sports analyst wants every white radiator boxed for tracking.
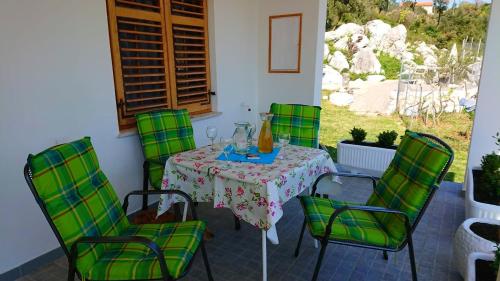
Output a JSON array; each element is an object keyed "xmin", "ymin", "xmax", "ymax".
[{"xmin": 337, "ymin": 141, "xmax": 396, "ymax": 173}]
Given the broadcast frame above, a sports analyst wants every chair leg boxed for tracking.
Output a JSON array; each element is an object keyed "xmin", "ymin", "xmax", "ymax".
[
  {"xmin": 67, "ymin": 258, "xmax": 76, "ymax": 281},
  {"xmin": 142, "ymin": 162, "xmax": 149, "ymax": 210},
  {"xmin": 234, "ymin": 214, "xmax": 241, "ymax": 230},
  {"xmin": 311, "ymin": 241, "xmax": 328, "ymax": 281},
  {"xmin": 407, "ymin": 233, "xmax": 418, "ymax": 281},
  {"xmin": 173, "ymin": 203, "xmax": 182, "ymax": 221},
  {"xmin": 383, "ymin": 250, "xmax": 388, "ymax": 260},
  {"xmin": 294, "ymin": 218, "xmax": 307, "ymax": 257},
  {"xmin": 200, "ymin": 241, "xmax": 214, "ymax": 281}
]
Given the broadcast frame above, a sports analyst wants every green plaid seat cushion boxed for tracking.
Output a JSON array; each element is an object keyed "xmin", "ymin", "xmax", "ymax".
[
  {"xmin": 269, "ymin": 103, "xmax": 321, "ymax": 148},
  {"xmin": 366, "ymin": 131, "xmax": 452, "ymax": 243},
  {"xmin": 84, "ymin": 221, "xmax": 206, "ymax": 280},
  {"xmin": 136, "ymin": 109, "xmax": 196, "ymax": 189},
  {"xmin": 28, "ymin": 137, "xmax": 130, "ymax": 274},
  {"xmin": 300, "ymin": 196, "xmax": 399, "ymax": 248}
]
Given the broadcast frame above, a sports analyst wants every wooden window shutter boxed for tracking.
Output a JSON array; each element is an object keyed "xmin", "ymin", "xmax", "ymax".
[
  {"xmin": 107, "ymin": 0, "xmax": 172, "ymax": 129},
  {"xmin": 165, "ymin": 0, "xmax": 212, "ymax": 113}
]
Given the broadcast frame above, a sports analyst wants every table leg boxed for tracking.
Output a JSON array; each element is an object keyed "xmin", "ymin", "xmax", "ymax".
[
  {"xmin": 262, "ymin": 230, "xmax": 267, "ymax": 281},
  {"xmin": 182, "ymin": 199, "xmax": 188, "ymax": 222}
]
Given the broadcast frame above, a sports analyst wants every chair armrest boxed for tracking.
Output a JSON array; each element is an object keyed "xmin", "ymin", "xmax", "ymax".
[
  {"xmin": 323, "ymin": 204, "xmax": 411, "ymax": 247},
  {"xmin": 69, "ymin": 236, "xmax": 170, "ymax": 280},
  {"xmin": 122, "ymin": 189, "xmax": 197, "ymax": 219},
  {"xmin": 311, "ymin": 172, "xmax": 379, "ymax": 195}
]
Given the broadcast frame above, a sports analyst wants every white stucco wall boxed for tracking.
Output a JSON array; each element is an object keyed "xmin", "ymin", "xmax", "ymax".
[
  {"xmin": 466, "ymin": 0, "xmax": 500, "ymax": 171},
  {"xmin": 0, "ymin": 0, "xmax": 324, "ymax": 274},
  {"xmin": 0, "ymin": 0, "xmax": 258, "ymax": 274},
  {"xmin": 256, "ymin": 0, "xmax": 327, "ymax": 112}
]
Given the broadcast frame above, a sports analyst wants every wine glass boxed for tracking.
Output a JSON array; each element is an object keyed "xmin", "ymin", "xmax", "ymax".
[
  {"xmin": 220, "ymin": 138, "xmax": 234, "ymax": 168},
  {"xmin": 278, "ymin": 133, "xmax": 290, "ymax": 159},
  {"xmin": 206, "ymin": 126, "xmax": 217, "ymax": 149}
]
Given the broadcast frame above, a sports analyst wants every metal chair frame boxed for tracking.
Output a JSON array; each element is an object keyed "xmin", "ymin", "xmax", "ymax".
[{"xmin": 294, "ymin": 133, "xmax": 454, "ymax": 281}]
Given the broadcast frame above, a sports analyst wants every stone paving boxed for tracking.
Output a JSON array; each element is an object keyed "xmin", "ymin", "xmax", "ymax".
[{"xmin": 15, "ymin": 176, "xmax": 465, "ymax": 281}]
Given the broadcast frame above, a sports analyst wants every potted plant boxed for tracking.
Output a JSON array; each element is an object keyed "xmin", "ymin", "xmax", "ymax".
[
  {"xmin": 453, "ymin": 218, "xmax": 500, "ymax": 281},
  {"xmin": 337, "ymin": 128, "xmax": 398, "ymax": 174},
  {"xmin": 466, "ymin": 132, "xmax": 500, "ymax": 219}
]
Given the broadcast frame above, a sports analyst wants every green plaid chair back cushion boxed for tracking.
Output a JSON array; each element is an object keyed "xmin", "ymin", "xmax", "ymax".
[
  {"xmin": 269, "ymin": 103, "xmax": 321, "ymax": 148},
  {"xmin": 136, "ymin": 109, "xmax": 195, "ymax": 188},
  {"xmin": 366, "ymin": 131, "xmax": 452, "ymax": 243},
  {"xmin": 28, "ymin": 137, "xmax": 129, "ymax": 273}
]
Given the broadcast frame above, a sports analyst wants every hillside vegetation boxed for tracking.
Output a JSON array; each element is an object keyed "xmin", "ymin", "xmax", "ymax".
[{"xmin": 326, "ymin": 0, "xmax": 491, "ymax": 49}]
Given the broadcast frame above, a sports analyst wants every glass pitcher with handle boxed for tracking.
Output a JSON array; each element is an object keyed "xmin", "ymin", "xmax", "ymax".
[
  {"xmin": 233, "ymin": 122, "xmax": 250, "ymax": 154},
  {"xmin": 258, "ymin": 113, "xmax": 274, "ymax": 153}
]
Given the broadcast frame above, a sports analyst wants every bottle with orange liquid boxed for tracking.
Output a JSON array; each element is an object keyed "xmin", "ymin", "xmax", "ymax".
[{"xmin": 258, "ymin": 113, "xmax": 274, "ymax": 153}]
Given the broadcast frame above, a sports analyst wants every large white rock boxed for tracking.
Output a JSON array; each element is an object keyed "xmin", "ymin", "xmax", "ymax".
[
  {"xmin": 324, "ymin": 43, "xmax": 330, "ymax": 59},
  {"xmin": 401, "ymin": 51, "xmax": 415, "ymax": 62},
  {"xmin": 415, "ymin": 42, "xmax": 438, "ymax": 67},
  {"xmin": 366, "ymin": 20, "xmax": 392, "ymax": 50},
  {"xmin": 326, "ymin": 23, "xmax": 364, "ymax": 41},
  {"xmin": 328, "ymin": 51, "xmax": 350, "ymax": 71},
  {"xmin": 380, "ymin": 25, "xmax": 407, "ymax": 58},
  {"xmin": 352, "ymin": 34, "xmax": 370, "ymax": 51},
  {"xmin": 351, "ymin": 48, "xmax": 381, "ymax": 74},
  {"xmin": 449, "ymin": 43, "xmax": 458, "ymax": 65},
  {"xmin": 327, "ymin": 23, "xmax": 365, "ymax": 51},
  {"xmin": 322, "ymin": 65, "xmax": 343, "ymax": 91}
]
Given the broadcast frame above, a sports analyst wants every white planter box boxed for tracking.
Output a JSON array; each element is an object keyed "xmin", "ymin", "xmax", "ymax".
[
  {"xmin": 337, "ymin": 141, "xmax": 396, "ymax": 173},
  {"xmin": 453, "ymin": 218, "xmax": 498, "ymax": 281},
  {"xmin": 465, "ymin": 167, "xmax": 500, "ymax": 220},
  {"xmin": 467, "ymin": 252, "xmax": 495, "ymax": 281}
]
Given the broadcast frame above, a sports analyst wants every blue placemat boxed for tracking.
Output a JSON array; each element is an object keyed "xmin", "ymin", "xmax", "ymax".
[{"xmin": 216, "ymin": 145, "xmax": 280, "ymax": 164}]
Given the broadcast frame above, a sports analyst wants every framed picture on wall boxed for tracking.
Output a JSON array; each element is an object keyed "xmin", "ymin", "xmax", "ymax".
[{"xmin": 268, "ymin": 13, "xmax": 302, "ymax": 73}]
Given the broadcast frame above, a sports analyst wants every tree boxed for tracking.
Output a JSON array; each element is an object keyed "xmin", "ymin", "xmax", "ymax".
[
  {"xmin": 326, "ymin": 0, "xmax": 378, "ymax": 30},
  {"xmin": 434, "ymin": 0, "xmax": 448, "ymax": 26}
]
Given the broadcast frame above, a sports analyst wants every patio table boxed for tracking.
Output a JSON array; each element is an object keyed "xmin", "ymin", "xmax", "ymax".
[{"xmin": 157, "ymin": 144, "xmax": 337, "ymax": 281}]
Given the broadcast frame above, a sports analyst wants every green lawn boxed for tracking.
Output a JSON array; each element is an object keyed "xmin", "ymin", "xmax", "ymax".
[{"xmin": 319, "ymin": 100, "xmax": 473, "ymax": 182}]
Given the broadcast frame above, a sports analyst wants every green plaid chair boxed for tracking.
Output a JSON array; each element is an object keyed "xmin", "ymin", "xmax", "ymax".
[
  {"xmin": 136, "ymin": 109, "xmax": 195, "ymax": 210},
  {"xmin": 269, "ymin": 103, "xmax": 321, "ymax": 148},
  {"xmin": 24, "ymin": 137, "xmax": 213, "ymax": 281},
  {"xmin": 294, "ymin": 131, "xmax": 454, "ymax": 281}
]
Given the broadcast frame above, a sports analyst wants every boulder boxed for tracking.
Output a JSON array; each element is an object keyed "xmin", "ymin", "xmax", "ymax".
[
  {"xmin": 351, "ymin": 48, "xmax": 381, "ymax": 74},
  {"xmin": 322, "ymin": 65, "xmax": 343, "ymax": 91},
  {"xmin": 401, "ymin": 51, "xmax": 415, "ymax": 62},
  {"xmin": 326, "ymin": 23, "xmax": 364, "ymax": 41},
  {"xmin": 380, "ymin": 25, "xmax": 407, "ymax": 58},
  {"xmin": 333, "ymin": 36, "xmax": 350, "ymax": 50},
  {"xmin": 328, "ymin": 51, "xmax": 350, "ymax": 71},
  {"xmin": 366, "ymin": 20, "xmax": 391, "ymax": 50},
  {"xmin": 449, "ymin": 43, "xmax": 458, "ymax": 65},
  {"xmin": 415, "ymin": 42, "xmax": 438, "ymax": 67},
  {"xmin": 324, "ymin": 43, "xmax": 330, "ymax": 59},
  {"xmin": 352, "ymin": 34, "xmax": 370, "ymax": 50}
]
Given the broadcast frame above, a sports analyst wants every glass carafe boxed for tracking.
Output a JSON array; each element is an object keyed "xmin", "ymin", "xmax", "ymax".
[
  {"xmin": 233, "ymin": 122, "xmax": 250, "ymax": 154},
  {"xmin": 258, "ymin": 113, "xmax": 274, "ymax": 153}
]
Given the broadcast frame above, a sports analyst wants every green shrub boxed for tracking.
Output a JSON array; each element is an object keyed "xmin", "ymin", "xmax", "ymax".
[
  {"xmin": 479, "ymin": 133, "xmax": 500, "ymax": 203},
  {"xmin": 378, "ymin": 53, "xmax": 401, "ymax": 80},
  {"xmin": 377, "ymin": 130, "xmax": 398, "ymax": 147},
  {"xmin": 414, "ymin": 54, "xmax": 424, "ymax": 65},
  {"xmin": 350, "ymin": 127, "xmax": 367, "ymax": 144},
  {"xmin": 349, "ymin": 72, "xmax": 369, "ymax": 81}
]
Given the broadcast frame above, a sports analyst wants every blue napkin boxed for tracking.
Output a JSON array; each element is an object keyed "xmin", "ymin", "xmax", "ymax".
[{"xmin": 216, "ymin": 145, "xmax": 280, "ymax": 164}]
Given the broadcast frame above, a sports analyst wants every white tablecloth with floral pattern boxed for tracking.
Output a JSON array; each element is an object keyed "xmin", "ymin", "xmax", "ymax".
[{"xmin": 157, "ymin": 144, "xmax": 337, "ymax": 244}]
